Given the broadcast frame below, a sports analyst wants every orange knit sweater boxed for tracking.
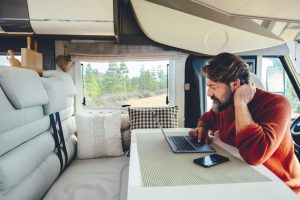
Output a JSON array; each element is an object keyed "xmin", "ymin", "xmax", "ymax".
[{"xmin": 200, "ymin": 89, "xmax": 300, "ymax": 195}]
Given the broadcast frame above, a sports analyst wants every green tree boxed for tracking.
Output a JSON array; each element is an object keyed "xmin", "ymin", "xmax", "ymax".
[
  {"xmin": 158, "ymin": 68, "xmax": 167, "ymax": 89},
  {"xmin": 84, "ymin": 64, "xmax": 101, "ymax": 98},
  {"xmin": 138, "ymin": 67, "xmax": 158, "ymax": 92},
  {"xmin": 102, "ymin": 63, "xmax": 118, "ymax": 94},
  {"xmin": 102, "ymin": 62, "xmax": 130, "ymax": 94}
]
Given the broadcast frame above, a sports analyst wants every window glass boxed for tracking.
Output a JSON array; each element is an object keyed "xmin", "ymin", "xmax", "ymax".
[
  {"xmin": 81, "ymin": 60, "xmax": 169, "ymax": 108},
  {"xmin": 262, "ymin": 57, "xmax": 300, "ymax": 120},
  {"xmin": 0, "ymin": 55, "xmax": 21, "ymax": 66}
]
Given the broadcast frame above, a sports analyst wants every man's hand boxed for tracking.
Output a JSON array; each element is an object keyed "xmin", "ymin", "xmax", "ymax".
[
  {"xmin": 234, "ymin": 81, "xmax": 256, "ymax": 105},
  {"xmin": 188, "ymin": 127, "xmax": 209, "ymax": 144},
  {"xmin": 234, "ymin": 81, "xmax": 256, "ymax": 134}
]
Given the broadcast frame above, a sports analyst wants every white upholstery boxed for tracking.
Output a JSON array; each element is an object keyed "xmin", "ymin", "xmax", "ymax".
[
  {"xmin": 0, "ymin": 116, "xmax": 49, "ymax": 156},
  {"xmin": 0, "ymin": 132, "xmax": 55, "ymax": 191},
  {"xmin": 43, "ymin": 70, "xmax": 77, "ymax": 96},
  {"xmin": 0, "ymin": 66, "xmax": 49, "ymax": 109},
  {"xmin": 121, "ymin": 114, "xmax": 130, "ymax": 130},
  {"xmin": 4, "ymin": 154, "xmax": 60, "ymax": 200},
  {"xmin": 60, "ymin": 106, "xmax": 75, "ymax": 121},
  {"xmin": 0, "ymin": 66, "xmax": 129, "ymax": 200},
  {"xmin": 250, "ymin": 72, "xmax": 264, "ymax": 89},
  {"xmin": 75, "ymin": 111, "xmax": 124, "ymax": 159},
  {"xmin": 41, "ymin": 77, "xmax": 68, "ymax": 115},
  {"xmin": 0, "ymin": 67, "xmax": 77, "ymax": 200},
  {"xmin": 43, "ymin": 156, "xmax": 129, "ymax": 200},
  {"xmin": 0, "ymin": 84, "xmax": 45, "ymax": 134}
]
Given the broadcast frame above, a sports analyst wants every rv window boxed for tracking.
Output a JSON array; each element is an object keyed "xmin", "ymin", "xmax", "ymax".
[
  {"xmin": 0, "ymin": 55, "xmax": 21, "ymax": 66},
  {"xmin": 262, "ymin": 57, "xmax": 300, "ymax": 120},
  {"xmin": 81, "ymin": 60, "xmax": 169, "ymax": 109}
]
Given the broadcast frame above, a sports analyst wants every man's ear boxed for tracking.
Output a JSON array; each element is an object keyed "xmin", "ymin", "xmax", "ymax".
[{"xmin": 230, "ymin": 79, "xmax": 241, "ymax": 90}]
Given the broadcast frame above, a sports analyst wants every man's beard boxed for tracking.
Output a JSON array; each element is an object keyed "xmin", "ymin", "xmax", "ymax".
[{"xmin": 211, "ymin": 89, "xmax": 234, "ymax": 112}]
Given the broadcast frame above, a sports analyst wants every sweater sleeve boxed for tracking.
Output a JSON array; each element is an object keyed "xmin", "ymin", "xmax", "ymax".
[
  {"xmin": 235, "ymin": 95, "xmax": 291, "ymax": 165},
  {"xmin": 198, "ymin": 110, "xmax": 217, "ymax": 131}
]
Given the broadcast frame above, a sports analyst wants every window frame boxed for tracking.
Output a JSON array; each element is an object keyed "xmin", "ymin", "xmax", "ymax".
[
  {"xmin": 280, "ymin": 56, "xmax": 300, "ymax": 99},
  {"xmin": 262, "ymin": 55, "xmax": 300, "ymax": 120},
  {"xmin": 74, "ymin": 57, "xmax": 176, "ymax": 112}
]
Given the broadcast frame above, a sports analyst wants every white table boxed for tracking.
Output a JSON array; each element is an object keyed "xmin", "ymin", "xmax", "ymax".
[{"xmin": 127, "ymin": 128, "xmax": 299, "ymax": 200}]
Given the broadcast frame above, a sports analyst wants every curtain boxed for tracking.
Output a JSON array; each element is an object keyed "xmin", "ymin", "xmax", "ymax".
[{"xmin": 67, "ymin": 41, "xmax": 185, "ymax": 61}]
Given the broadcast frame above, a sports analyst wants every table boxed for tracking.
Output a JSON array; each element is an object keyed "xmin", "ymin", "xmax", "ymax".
[{"xmin": 127, "ymin": 128, "xmax": 299, "ymax": 200}]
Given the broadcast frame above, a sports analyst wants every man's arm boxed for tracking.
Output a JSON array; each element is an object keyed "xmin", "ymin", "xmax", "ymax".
[
  {"xmin": 233, "ymin": 82, "xmax": 291, "ymax": 165},
  {"xmin": 234, "ymin": 82, "xmax": 256, "ymax": 134}
]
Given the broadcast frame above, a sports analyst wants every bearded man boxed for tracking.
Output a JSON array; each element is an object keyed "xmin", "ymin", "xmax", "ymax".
[{"xmin": 188, "ymin": 52, "xmax": 300, "ymax": 195}]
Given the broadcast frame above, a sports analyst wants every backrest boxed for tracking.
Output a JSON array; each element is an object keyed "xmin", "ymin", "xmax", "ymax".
[
  {"xmin": 0, "ymin": 66, "xmax": 77, "ymax": 200},
  {"xmin": 250, "ymin": 72, "xmax": 264, "ymax": 89}
]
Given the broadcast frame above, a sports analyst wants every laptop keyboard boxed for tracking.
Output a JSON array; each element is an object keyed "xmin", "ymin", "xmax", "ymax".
[{"xmin": 168, "ymin": 136, "xmax": 195, "ymax": 151}]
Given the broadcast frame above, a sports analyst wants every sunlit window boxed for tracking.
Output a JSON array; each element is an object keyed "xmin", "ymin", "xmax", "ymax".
[
  {"xmin": 0, "ymin": 55, "xmax": 21, "ymax": 66},
  {"xmin": 262, "ymin": 57, "xmax": 300, "ymax": 120},
  {"xmin": 81, "ymin": 60, "xmax": 169, "ymax": 108}
]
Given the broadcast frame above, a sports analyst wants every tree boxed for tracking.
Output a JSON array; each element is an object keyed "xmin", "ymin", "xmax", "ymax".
[
  {"xmin": 84, "ymin": 64, "xmax": 101, "ymax": 98},
  {"xmin": 102, "ymin": 63, "xmax": 118, "ymax": 94},
  {"xmin": 158, "ymin": 68, "xmax": 167, "ymax": 89},
  {"xmin": 138, "ymin": 67, "xmax": 158, "ymax": 92},
  {"xmin": 102, "ymin": 62, "xmax": 130, "ymax": 94}
]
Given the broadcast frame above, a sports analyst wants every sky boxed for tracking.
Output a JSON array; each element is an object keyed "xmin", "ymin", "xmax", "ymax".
[{"xmin": 81, "ymin": 60, "xmax": 169, "ymax": 78}]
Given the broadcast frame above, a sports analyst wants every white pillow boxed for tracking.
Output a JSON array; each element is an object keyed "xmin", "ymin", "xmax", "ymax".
[{"xmin": 75, "ymin": 111, "xmax": 124, "ymax": 159}]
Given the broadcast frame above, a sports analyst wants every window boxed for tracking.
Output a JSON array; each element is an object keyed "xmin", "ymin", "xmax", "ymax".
[
  {"xmin": 0, "ymin": 55, "xmax": 21, "ymax": 66},
  {"xmin": 81, "ymin": 60, "xmax": 169, "ymax": 108},
  {"xmin": 262, "ymin": 57, "xmax": 300, "ymax": 120}
]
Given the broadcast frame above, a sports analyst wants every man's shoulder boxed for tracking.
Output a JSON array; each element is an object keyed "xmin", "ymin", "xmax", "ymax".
[{"xmin": 252, "ymin": 88, "xmax": 290, "ymax": 107}]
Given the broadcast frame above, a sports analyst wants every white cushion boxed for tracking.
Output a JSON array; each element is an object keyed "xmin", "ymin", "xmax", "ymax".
[
  {"xmin": 250, "ymin": 72, "xmax": 264, "ymax": 89},
  {"xmin": 121, "ymin": 114, "xmax": 130, "ymax": 131},
  {"xmin": 43, "ymin": 70, "xmax": 76, "ymax": 96},
  {"xmin": 41, "ymin": 77, "xmax": 68, "ymax": 115},
  {"xmin": 0, "ymin": 66, "xmax": 49, "ymax": 109},
  {"xmin": 75, "ymin": 111, "xmax": 124, "ymax": 159},
  {"xmin": 43, "ymin": 156, "xmax": 129, "ymax": 200}
]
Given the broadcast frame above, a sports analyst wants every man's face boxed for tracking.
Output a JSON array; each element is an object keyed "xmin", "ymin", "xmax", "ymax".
[{"xmin": 206, "ymin": 78, "xmax": 234, "ymax": 112}]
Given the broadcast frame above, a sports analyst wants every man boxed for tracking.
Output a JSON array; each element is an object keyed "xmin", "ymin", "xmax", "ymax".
[{"xmin": 188, "ymin": 52, "xmax": 300, "ymax": 195}]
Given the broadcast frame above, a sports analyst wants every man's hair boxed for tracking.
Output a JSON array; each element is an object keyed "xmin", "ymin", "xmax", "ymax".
[{"xmin": 202, "ymin": 52, "xmax": 250, "ymax": 85}]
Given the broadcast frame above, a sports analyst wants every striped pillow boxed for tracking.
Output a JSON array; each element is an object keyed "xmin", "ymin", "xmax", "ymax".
[{"xmin": 128, "ymin": 106, "xmax": 178, "ymax": 130}]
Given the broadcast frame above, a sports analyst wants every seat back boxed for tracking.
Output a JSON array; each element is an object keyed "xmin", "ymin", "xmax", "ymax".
[
  {"xmin": 250, "ymin": 72, "xmax": 264, "ymax": 89},
  {"xmin": 0, "ymin": 67, "xmax": 77, "ymax": 200}
]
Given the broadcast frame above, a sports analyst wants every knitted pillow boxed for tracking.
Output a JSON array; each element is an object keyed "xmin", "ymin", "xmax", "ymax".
[
  {"xmin": 128, "ymin": 106, "xmax": 178, "ymax": 130},
  {"xmin": 75, "ymin": 111, "xmax": 124, "ymax": 159}
]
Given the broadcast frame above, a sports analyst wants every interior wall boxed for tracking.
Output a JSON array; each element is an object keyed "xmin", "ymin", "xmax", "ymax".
[
  {"xmin": 287, "ymin": 41, "xmax": 300, "ymax": 73},
  {"xmin": 55, "ymin": 40, "xmax": 75, "ymax": 79},
  {"xmin": 174, "ymin": 55, "xmax": 188, "ymax": 127}
]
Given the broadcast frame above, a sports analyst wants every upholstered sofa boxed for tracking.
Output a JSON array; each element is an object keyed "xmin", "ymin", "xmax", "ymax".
[{"xmin": 0, "ymin": 66, "xmax": 130, "ymax": 200}]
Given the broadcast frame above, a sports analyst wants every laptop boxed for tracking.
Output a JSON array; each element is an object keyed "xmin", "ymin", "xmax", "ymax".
[{"xmin": 152, "ymin": 111, "xmax": 216, "ymax": 153}]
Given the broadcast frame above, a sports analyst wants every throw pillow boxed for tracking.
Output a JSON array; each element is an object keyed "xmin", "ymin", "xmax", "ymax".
[
  {"xmin": 128, "ymin": 106, "xmax": 178, "ymax": 130},
  {"xmin": 75, "ymin": 111, "xmax": 124, "ymax": 159}
]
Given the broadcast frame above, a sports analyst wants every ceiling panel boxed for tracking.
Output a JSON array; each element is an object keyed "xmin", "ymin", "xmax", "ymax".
[
  {"xmin": 193, "ymin": 0, "xmax": 300, "ymax": 21},
  {"xmin": 132, "ymin": 0, "xmax": 284, "ymax": 55},
  {"xmin": 27, "ymin": 0, "xmax": 113, "ymax": 21},
  {"xmin": 192, "ymin": 0, "xmax": 251, "ymax": 13},
  {"xmin": 30, "ymin": 21, "xmax": 114, "ymax": 35},
  {"xmin": 27, "ymin": 0, "xmax": 114, "ymax": 35}
]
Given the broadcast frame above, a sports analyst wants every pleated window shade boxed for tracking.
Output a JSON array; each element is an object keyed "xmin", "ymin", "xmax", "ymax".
[{"xmin": 66, "ymin": 41, "xmax": 185, "ymax": 61}]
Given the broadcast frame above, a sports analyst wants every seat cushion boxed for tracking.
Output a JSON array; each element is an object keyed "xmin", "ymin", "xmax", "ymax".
[
  {"xmin": 43, "ymin": 156, "xmax": 129, "ymax": 200},
  {"xmin": 0, "ymin": 66, "xmax": 48, "ymax": 109}
]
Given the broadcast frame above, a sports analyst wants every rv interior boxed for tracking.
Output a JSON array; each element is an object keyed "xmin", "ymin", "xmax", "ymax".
[{"xmin": 0, "ymin": 0, "xmax": 300, "ymax": 200}]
